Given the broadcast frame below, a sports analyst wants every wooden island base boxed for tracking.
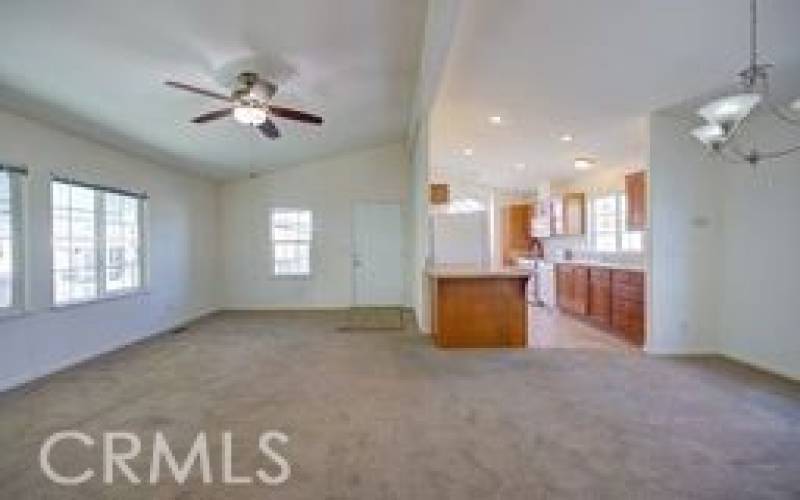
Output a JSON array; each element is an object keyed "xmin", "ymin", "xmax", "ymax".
[{"xmin": 428, "ymin": 266, "xmax": 529, "ymax": 348}]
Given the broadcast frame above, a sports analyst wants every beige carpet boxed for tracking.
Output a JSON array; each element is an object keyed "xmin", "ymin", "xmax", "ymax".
[
  {"xmin": 0, "ymin": 310, "xmax": 798, "ymax": 499},
  {"xmin": 338, "ymin": 307, "xmax": 407, "ymax": 331}
]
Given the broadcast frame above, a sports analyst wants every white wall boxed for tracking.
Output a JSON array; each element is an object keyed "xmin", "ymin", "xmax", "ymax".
[
  {"xmin": 219, "ymin": 143, "xmax": 410, "ymax": 310},
  {"xmin": 716, "ymin": 117, "xmax": 800, "ymax": 380},
  {"xmin": 648, "ymin": 112, "xmax": 722, "ymax": 354},
  {"xmin": 649, "ymin": 111, "xmax": 799, "ymax": 379},
  {"xmin": 0, "ymin": 109, "xmax": 219, "ymax": 391}
]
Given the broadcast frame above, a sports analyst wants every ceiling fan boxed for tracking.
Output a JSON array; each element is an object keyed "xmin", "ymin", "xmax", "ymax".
[{"xmin": 165, "ymin": 71, "xmax": 323, "ymax": 139}]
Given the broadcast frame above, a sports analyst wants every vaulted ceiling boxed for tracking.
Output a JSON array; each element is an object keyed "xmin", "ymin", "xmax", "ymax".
[
  {"xmin": 0, "ymin": 0, "xmax": 427, "ymax": 177},
  {"xmin": 431, "ymin": 0, "xmax": 800, "ymax": 188}
]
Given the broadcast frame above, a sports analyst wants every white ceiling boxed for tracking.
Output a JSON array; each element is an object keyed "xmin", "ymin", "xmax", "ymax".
[
  {"xmin": 431, "ymin": 0, "xmax": 800, "ymax": 188},
  {"xmin": 0, "ymin": 0, "xmax": 426, "ymax": 178}
]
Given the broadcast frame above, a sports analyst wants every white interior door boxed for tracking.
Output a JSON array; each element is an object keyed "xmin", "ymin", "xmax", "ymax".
[{"xmin": 353, "ymin": 202, "xmax": 405, "ymax": 306}]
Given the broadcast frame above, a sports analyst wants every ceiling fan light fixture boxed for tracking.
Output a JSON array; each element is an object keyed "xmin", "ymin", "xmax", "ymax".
[
  {"xmin": 233, "ymin": 105, "xmax": 267, "ymax": 126},
  {"xmin": 696, "ymin": 93, "xmax": 761, "ymax": 129}
]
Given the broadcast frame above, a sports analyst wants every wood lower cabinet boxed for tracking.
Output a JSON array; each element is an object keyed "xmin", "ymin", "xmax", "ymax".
[
  {"xmin": 611, "ymin": 270, "xmax": 645, "ymax": 346},
  {"xmin": 588, "ymin": 268, "xmax": 611, "ymax": 326},
  {"xmin": 557, "ymin": 264, "xmax": 645, "ymax": 347},
  {"xmin": 556, "ymin": 264, "xmax": 589, "ymax": 316}
]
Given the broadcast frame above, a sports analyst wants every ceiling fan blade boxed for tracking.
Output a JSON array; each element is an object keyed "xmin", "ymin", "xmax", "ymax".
[
  {"xmin": 165, "ymin": 80, "xmax": 231, "ymax": 102},
  {"xmin": 257, "ymin": 118, "xmax": 281, "ymax": 139},
  {"xmin": 191, "ymin": 108, "xmax": 233, "ymax": 124},
  {"xmin": 268, "ymin": 105, "xmax": 323, "ymax": 125}
]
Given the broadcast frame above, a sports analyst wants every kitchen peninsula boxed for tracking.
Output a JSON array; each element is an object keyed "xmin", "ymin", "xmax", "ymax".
[{"xmin": 427, "ymin": 265, "xmax": 529, "ymax": 348}]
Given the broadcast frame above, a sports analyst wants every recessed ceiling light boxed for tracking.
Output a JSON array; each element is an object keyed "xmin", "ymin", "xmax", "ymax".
[
  {"xmin": 574, "ymin": 158, "xmax": 596, "ymax": 170},
  {"xmin": 489, "ymin": 115, "xmax": 503, "ymax": 125},
  {"xmin": 463, "ymin": 148, "xmax": 474, "ymax": 156},
  {"xmin": 514, "ymin": 162, "xmax": 526, "ymax": 171},
  {"xmin": 560, "ymin": 134, "xmax": 574, "ymax": 142}
]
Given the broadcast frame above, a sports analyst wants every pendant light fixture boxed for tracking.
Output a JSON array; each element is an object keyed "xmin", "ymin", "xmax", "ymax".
[{"xmin": 690, "ymin": 0, "xmax": 800, "ymax": 165}]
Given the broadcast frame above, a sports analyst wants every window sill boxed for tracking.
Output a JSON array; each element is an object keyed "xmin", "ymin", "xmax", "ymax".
[
  {"xmin": 270, "ymin": 274, "xmax": 312, "ymax": 281},
  {"xmin": 50, "ymin": 288, "xmax": 150, "ymax": 311}
]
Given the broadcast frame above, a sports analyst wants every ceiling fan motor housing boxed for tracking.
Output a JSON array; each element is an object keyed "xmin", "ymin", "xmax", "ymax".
[{"xmin": 234, "ymin": 71, "xmax": 277, "ymax": 105}]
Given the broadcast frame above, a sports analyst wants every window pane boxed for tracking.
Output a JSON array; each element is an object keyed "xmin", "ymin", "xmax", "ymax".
[
  {"xmin": 271, "ymin": 209, "xmax": 312, "ymax": 276},
  {"xmin": 52, "ymin": 182, "xmax": 98, "ymax": 304},
  {"xmin": 105, "ymin": 192, "xmax": 140, "ymax": 292},
  {"xmin": 596, "ymin": 233, "xmax": 617, "ymax": 253},
  {"xmin": 622, "ymin": 231, "xmax": 643, "ymax": 252},
  {"xmin": 0, "ymin": 173, "xmax": 11, "ymax": 307}
]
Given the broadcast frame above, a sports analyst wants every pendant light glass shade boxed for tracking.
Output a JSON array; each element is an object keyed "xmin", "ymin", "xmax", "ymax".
[
  {"xmin": 691, "ymin": 123, "xmax": 727, "ymax": 147},
  {"xmin": 696, "ymin": 93, "xmax": 761, "ymax": 129}
]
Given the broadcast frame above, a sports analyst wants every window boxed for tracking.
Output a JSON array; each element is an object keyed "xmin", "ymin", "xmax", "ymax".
[
  {"xmin": 270, "ymin": 209, "xmax": 312, "ymax": 276},
  {"xmin": 52, "ymin": 179, "xmax": 145, "ymax": 306},
  {"xmin": 0, "ymin": 166, "xmax": 25, "ymax": 312},
  {"xmin": 590, "ymin": 192, "xmax": 643, "ymax": 253}
]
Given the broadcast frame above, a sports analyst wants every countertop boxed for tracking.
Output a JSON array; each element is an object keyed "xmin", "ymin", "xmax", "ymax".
[{"xmin": 426, "ymin": 264, "xmax": 532, "ymax": 279}]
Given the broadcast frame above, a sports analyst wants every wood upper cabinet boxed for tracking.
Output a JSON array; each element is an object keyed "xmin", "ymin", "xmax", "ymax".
[
  {"xmin": 625, "ymin": 171, "xmax": 647, "ymax": 231},
  {"xmin": 563, "ymin": 193, "xmax": 586, "ymax": 235},
  {"xmin": 502, "ymin": 204, "xmax": 533, "ymax": 264},
  {"xmin": 551, "ymin": 193, "xmax": 585, "ymax": 236}
]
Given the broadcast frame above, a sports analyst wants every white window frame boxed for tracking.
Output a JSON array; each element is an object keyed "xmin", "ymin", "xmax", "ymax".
[
  {"xmin": 270, "ymin": 208, "xmax": 312, "ymax": 278},
  {"xmin": 588, "ymin": 191, "xmax": 643, "ymax": 254},
  {"xmin": 0, "ymin": 165, "xmax": 26, "ymax": 316},
  {"xmin": 50, "ymin": 177, "xmax": 147, "ymax": 307}
]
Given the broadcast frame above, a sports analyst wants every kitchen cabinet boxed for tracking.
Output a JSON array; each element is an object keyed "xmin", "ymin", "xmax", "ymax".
[
  {"xmin": 556, "ymin": 264, "xmax": 588, "ymax": 315},
  {"xmin": 428, "ymin": 267, "xmax": 528, "ymax": 348},
  {"xmin": 588, "ymin": 268, "xmax": 611, "ymax": 326},
  {"xmin": 557, "ymin": 263, "xmax": 645, "ymax": 347},
  {"xmin": 551, "ymin": 193, "xmax": 585, "ymax": 236},
  {"xmin": 611, "ymin": 270, "xmax": 645, "ymax": 346},
  {"xmin": 625, "ymin": 171, "xmax": 647, "ymax": 230},
  {"xmin": 502, "ymin": 204, "xmax": 533, "ymax": 264}
]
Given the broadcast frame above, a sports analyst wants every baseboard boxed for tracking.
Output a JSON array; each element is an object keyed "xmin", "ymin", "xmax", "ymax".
[
  {"xmin": 0, "ymin": 308, "xmax": 219, "ymax": 394},
  {"xmin": 720, "ymin": 352, "xmax": 799, "ymax": 382},
  {"xmin": 220, "ymin": 305, "xmax": 351, "ymax": 312}
]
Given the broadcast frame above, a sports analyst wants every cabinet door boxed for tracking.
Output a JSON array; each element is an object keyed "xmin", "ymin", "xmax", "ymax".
[
  {"xmin": 625, "ymin": 172, "xmax": 647, "ymax": 231},
  {"xmin": 556, "ymin": 265, "xmax": 572, "ymax": 311},
  {"xmin": 589, "ymin": 268, "xmax": 611, "ymax": 325},
  {"xmin": 503, "ymin": 204, "xmax": 532, "ymax": 264},
  {"xmin": 573, "ymin": 266, "xmax": 589, "ymax": 315},
  {"xmin": 563, "ymin": 193, "xmax": 586, "ymax": 235}
]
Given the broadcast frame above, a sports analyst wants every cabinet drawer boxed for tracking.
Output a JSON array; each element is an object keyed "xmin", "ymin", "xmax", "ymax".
[
  {"xmin": 612, "ymin": 270, "xmax": 644, "ymax": 287},
  {"xmin": 613, "ymin": 283, "xmax": 644, "ymax": 302}
]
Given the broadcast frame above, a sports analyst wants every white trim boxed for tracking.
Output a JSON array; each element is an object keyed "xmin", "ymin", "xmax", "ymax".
[{"xmin": 49, "ymin": 288, "xmax": 151, "ymax": 311}]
